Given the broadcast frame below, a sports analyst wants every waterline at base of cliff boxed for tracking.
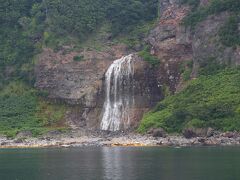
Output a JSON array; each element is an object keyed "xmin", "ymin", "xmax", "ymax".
[{"xmin": 1, "ymin": 130, "xmax": 240, "ymax": 148}]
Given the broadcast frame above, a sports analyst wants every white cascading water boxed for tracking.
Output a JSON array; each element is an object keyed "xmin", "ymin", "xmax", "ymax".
[{"xmin": 100, "ymin": 54, "xmax": 135, "ymax": 131}]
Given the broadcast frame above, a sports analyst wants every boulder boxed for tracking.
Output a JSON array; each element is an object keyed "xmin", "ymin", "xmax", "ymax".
[
  {"xmin": 152, "ymin": 128, "xmax": 167, "ymax": 138},
  {"xmin": 198, "ymin": 138, "xmax": 206, "ymax": 144},
  {"xmin": 183, "ymin": 127, "xmax": 215, "ymax": 139},
  {"xmin": 222, "ymin": 132, "xmax": 238, "ymax": 138},
  {"xmin": 183, "ymin": 128, "xmax": 197, "ymax": 139},
  {"xmin": 206, "ymin": 128, "xmax": 214, "ymax": 137},
  {"xmin": 1, "ymin": 142, "xmax": 8, "ymax": 146},
  {"xmin": 16, "ymin": 131, "xmax": 32, "ymax": 138}
]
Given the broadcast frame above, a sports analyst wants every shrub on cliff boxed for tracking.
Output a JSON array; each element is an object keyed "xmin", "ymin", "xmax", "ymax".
[
  {"xmin": 73, "ymin": 55, "xmax": 84, "ymax": 62},
  {"xmin": 138, "ymin": 46, "xmax": 160, "ymax": 66}
]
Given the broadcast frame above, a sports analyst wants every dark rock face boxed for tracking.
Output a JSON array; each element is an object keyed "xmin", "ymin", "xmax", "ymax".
[{"xmin": 111, "ymin": 56, "xmax": 163, "ymax": 129}]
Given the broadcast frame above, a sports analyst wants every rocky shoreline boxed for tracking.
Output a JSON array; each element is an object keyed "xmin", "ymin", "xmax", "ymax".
[{"xmin": 0, "ymin": 129, "xmax": 240, "ymax": 148}]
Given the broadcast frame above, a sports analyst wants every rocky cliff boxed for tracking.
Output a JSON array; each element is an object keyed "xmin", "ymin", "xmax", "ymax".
[
  {"xmin": 35, "ymin": 47, "xmax": 162, "ymax": 130},
  {"xmin": 35, "ymin": 0, "xmax": 240, "ymax": 131},
  {"xmin": 192, "ymin": 11, "xmax": 240, "ymax": 75},
  {"xmin": 147, "ymin": 0, "xmax": 240, "ymax": 77}
]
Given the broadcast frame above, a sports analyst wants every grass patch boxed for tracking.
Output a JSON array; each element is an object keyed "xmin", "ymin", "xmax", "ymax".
[
  {"xmin": 138, "ymin": 68, "xmax": 240, "ymax": 133},
  {"xmin": 0, "ymin": 81, "xmax": 68, "ymax": 138}
]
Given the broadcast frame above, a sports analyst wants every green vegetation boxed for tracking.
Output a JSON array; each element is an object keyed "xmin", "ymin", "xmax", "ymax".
[
  {"xmin": 39, "ymin": 0, "xmax": 158, "ymax": 44},
  {"xmin": 138, "ymin": 68, "xmax": 240, "ymax": 133},
  {"xmin": 0, "ymin": 0, "xmax": 39, "ymax": 84},
  {"xmin": 2, "ymin": 0, "xmax": 240, "ymax": 137},
  {"xmin": 107, "ymin": 0, "xmax": 158, "ymax": 36},
  {"xmin": 0, "ymin": 0, "xmax": 158, "ymax": 136},
  {"xmin": 0, "ymin": 0, "xmax": 158, "ymax": 82},
  {"xmin": 0, "ymin": 82, "xmax": 68, "ymax": 137},
  {"xmin": 73, "ymin": 55, "xmax": 84, "ymax": 62},
  {"xmin": 138, "ymin": 46, "xmax": 160, "ymax": 66}
]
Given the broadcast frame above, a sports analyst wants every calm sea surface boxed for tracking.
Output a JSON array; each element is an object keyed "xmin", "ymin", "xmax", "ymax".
[{"xmin": 0, "ymin": 146, "xmax": 239, "ymax": 180}]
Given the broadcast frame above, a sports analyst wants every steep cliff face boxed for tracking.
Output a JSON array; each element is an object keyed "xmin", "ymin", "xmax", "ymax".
[
  {"xmin": 35, "ymin": 0, "xmax": 240, "ymax": 131},
  {"xmin": 138, "ymin": 0, "xmax": 240, "ymax": 133},
  {"xmin": 35, "ymin": 47, "xmax": 162, "ymax": 130},
  {"xmin": 192, "ymin": 12, "xmax": 240, "ymax": 76},
  {"xmin": 35, "ymin": 46, "xmax": 125, "ymax": 128},
  {"xmin": 147, "ymin": 0, "xmax": 240, "ymax": 78},
  {"xmin": 146, "ymin": 0, "xmax": 193, "ymax": 92}
]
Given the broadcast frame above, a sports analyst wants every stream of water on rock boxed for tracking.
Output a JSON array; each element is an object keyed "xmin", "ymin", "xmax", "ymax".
[{"xmin": 100, "ymin": 54, "xmax": 135, "ymax": 131}]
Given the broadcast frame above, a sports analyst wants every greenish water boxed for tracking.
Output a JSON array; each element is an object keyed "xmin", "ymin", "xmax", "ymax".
[{"xmin": 0, "ymin": 147, "xmax": 239, "ymax": 180}]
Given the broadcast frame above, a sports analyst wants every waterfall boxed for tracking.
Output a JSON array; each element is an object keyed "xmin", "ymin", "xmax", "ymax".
[{"xmin": 100, "ymin": 54, "xmax": 135, "ymax": 131}]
